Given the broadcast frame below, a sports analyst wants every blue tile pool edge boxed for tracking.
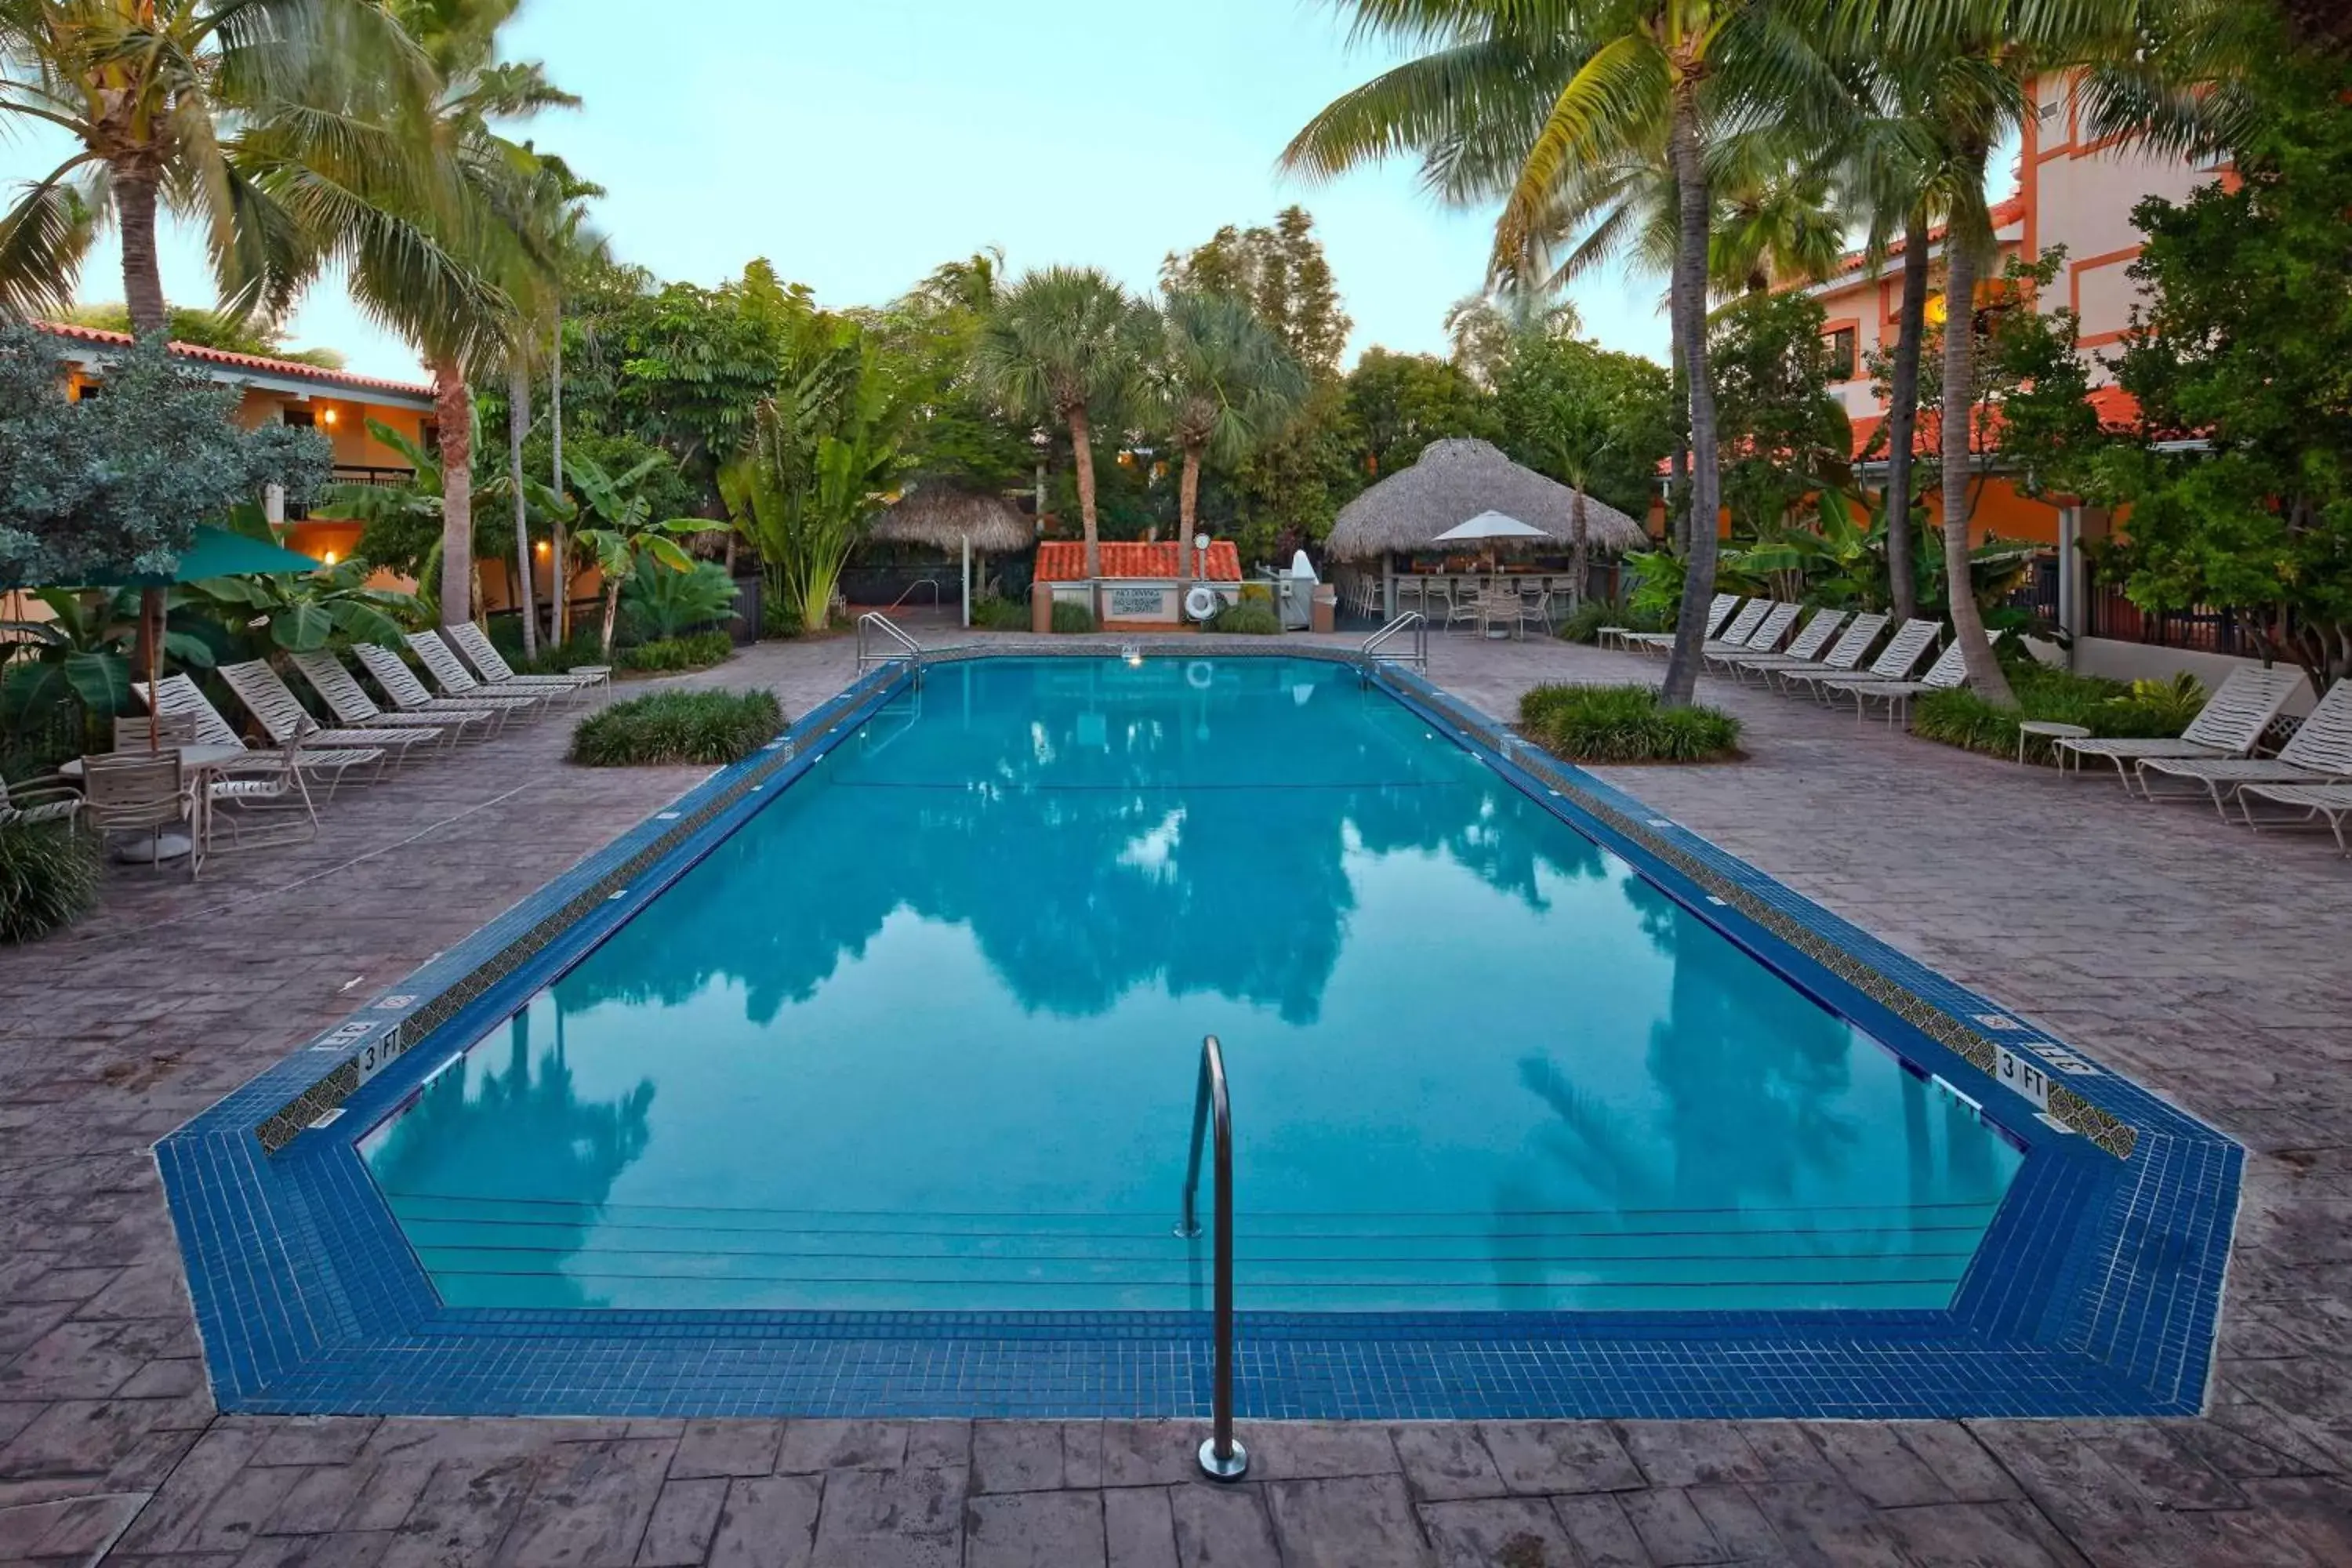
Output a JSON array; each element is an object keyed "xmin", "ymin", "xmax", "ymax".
[{"xmin": 154, "ymin": 647, "xmax": 2243, "ymax": 1421}]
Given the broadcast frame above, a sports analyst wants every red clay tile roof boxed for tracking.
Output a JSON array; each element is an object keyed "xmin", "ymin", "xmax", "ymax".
[
  {"xmin": 1818, "ymin": 196, "xmax": 2028, "ymax": 282},
  {"xmin": 1036, "ymin": 541, "xmax": 1242, "ymax": 582},
  {"xmin": 35, "ymin": 320, "xmax": 435, "ymax": 401},
  {"xmin": 1846, "ymin": 384, "xmax": 2143, "ymax": 459}
]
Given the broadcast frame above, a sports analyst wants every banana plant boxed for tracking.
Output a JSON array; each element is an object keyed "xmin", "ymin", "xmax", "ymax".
[
  {"xmin": 0, "ymin": 587, "xmax": 214, "ymax": 749},
  {"xmin": 183, "ymin": 557, "xmax": 421, "ymax": 656},
  {"xmin": 566, "ymin": 452, "xmax": 720, "ymax": 658}
]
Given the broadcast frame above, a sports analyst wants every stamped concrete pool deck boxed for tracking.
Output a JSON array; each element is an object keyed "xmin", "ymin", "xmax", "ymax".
[{"xmin": 2, "ymin": 627, "xmax": 2347, "ymax": 1566}]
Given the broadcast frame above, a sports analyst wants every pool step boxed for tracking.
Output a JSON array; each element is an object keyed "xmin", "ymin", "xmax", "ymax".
[{"xmin": 379, "ymin": 1191, "xmax": 1998, "ymax": 1314}]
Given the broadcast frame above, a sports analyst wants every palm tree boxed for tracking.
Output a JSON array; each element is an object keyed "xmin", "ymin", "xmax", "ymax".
[
  {"xmin": 1709, "ymin": 162, "xmax": 1844, "ymax": 298},
  {"xmin": 564, "ymin": 451, "xmax": 702, "ymax": 659},
  {"xmin": 974, "ymin": 266, "xmax": 1142, "ymax": 584},
  {"xmin": 1443, "ymin": 281, "xmax": 1581, "ymax": 387},
  {"xmin": 1145, "ymin": 292, "xmax": 1309, "ymax": 582},
  {"xmin": 242, "ymin": 0, "xmax": 575, "ymax": 628},
  {"xmin": 0, "ymin": 0, "xmax": 418, "ymax": 332},
  {"xmin": 1287, "ymin": 0, "xmax": 1842, "ymax": 705}
]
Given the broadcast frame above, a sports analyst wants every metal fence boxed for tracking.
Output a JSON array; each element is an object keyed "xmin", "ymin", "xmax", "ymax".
[{"xmin": 2084, "ymin": 585, "xmax": 2269, "ymax": 657}]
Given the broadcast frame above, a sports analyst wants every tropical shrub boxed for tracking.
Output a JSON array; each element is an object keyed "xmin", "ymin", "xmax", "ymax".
[
  {"xmin": 0, "ymin": 820, "xmax": 102, "ymax": 944},
  {"xmin": 572, "ymin": 690, "xmax": 785, "ymax": 767},
  {"xmin": 1556, "ymin": 599, "xmax": 1656, "ymax": 644},
  {"xmin": 1049, "ymin": 601, "xmax": 1097, "ymax": 634},
  {"xmin": 1208, "ymin": 601, "xmax": 1280, "ymax": 634},
  {"xmin": 184, "ymin": 553, "xmax": 417, "ymax": 657},
  {"xmin": 622, "ymin": 557, "xmax": 738, "ymax": 643},
  {"xmin": 1911, "ymin": 665, "xmax": 2185, "ymax": 761},
  {"xmin": 615, "ymin": 632, "xmax": 734, "ymax": 673},
  {"xmin": 1, "ymin": 587, "xmax": 216, "ymax": 752},
  {"xmin": 971, "ymin": 596, "xmax": 1030, "ymax": 631},
  {"xmin": 1519, "ymin": 684, "xmax": 1741, "ymax": 764}
]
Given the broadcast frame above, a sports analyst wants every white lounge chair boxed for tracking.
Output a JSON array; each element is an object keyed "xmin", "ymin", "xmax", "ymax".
[
  {"xmin": 2237, "ymin": 782, "xmax": 2352, "ymax": 855},
  {"xmin": 1723, "ymin": 608, "xmax": 1846, "ymax": 683},
  {"xmin": 1740, "ymin": 611, "xmax": 1884, "ymax": 689},
  {"xmin": 135, "ymin": 675, "xmax": 388, "ymax": 800},
  {"xmin": 1615, "ymin": 593, "xmax": 1740, "ymax": 653},
  {"xmin": 1825, "ymin": 630, "xmax": 2002, "ymax": 725},
  {"xmin": 218, "ymin": 660, "xmax": 446, "ymax": 769},
  {"xmin": 0, "ymin": 770, "xmax": 81, "ymax": 829},
  {"xmin": 2136, "ymin": 680, "xmax": 2352, "ymax": 817},
  {"xmin": 289, "ymin": 648, "xmax": 505, "ymax": 742},
  {"xmin": 443, "ymin": 620, "xmax": 610, "ymax": 696},
  {"xmin": 350, "ymin": 642, "xmax": 546, "ymax": 723},
  {"xmin": 2053, "ymin": 666, "xmax": 2307, "ymax": 791},
  {"xmin": 404, "ymin": 633, "xmax": 561, "ymax": 717},
  {"xmin": 1702, "ymin": 601, "xmax": 1800, "ymax": 671},
  {"xmin": 1778, "ymin": 617, "xmax": 1940, "ymax": 700}
]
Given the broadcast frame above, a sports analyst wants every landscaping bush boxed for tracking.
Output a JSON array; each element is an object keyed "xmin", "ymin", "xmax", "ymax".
[
  {"xmin": 615, "ymin": 631, "xmax": 734, "ymax": 673},
  {"xmin": 971, "ymin": 596, "xmax": 1030, "ymax": 631},
  {"xmin": 571, "ymin": 689, "xmax": 785, "ymax": 767},
  {"xmin": 622, "ymin": 557, "xmax": 739, "ymax": 643},
  {"xmin": 1912, "ymin": 663, "xmax": 2189, "ymax": 761},
  {"xmin": 1207, "ymin": 601, "xmax": 1280, "ymax": 635},
  {"xmin": 1049, "ymin": 601, "xmax": 1096, "ymax": 634},
  {"xmin": 1519, "ymin": 684, "xmax": 1742, "ymax": 764},
  {"xmin": 0, "ymin": 820, "xmax": 101, "ymax": 943},
  {"xmin": 1556, "ymin": 599, "xmax": 1657, "ymax": 644}
]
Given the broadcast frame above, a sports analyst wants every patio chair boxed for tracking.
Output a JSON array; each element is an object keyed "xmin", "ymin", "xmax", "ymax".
[
  {"xmin": 1702, "ymin": 601, "xmax": 1800, "ymax": 672},
  {"xmin": 0, "ymin": 770, "xmax": 82, "ymax": 830},
  {"xmin": 289, "ymin": 648, "xmax": 506, "ymax": 742},
  {"xmin": 1515, "ymin": 582, "xmax": 1554, "ymax": 640},
  {"xmin": 219, "ymin": 659, "xmax": 446, "ymax": 770},
  {"xmin": 1606, "ymin": 593, "xmax": 1737, "ymax": 653},
  {"xmin": 1826, "ymin": 631, "xmax": 2003, "ymax": 726},
  {"xmin": 134, "ymin": 675, "xmax": 388, "ymax": 801},
  {"xmin": 2053, "ymin": 666, "xmax": 2307, "ymax": 791},
  {"xmin": 1431, "ymin": 581, "xmax": 1477, "ymax": 636},
  {"xmin": 350, "ymin": 642, "xmax": 545, "ymax": 723},
  {"xmin": 2135, "ymin": 679, "xmax": 2352, "ymax": 817},
  {"xmin": 79, "ymin": 750, "xmax": 199, "ymax": 880},
  {"xmin": 403, "ymin": 633, "xmax": 561, "ymax": 717},
  {"xmin": 1777, "ymin": 618, "xmax": 1940, "ymax": 700},
  {"xmin": 1726, "ymin": 608, "xmax": 1847, "ymax": 684},
  {"xmin": 2236, "ymin": 782, "xmax": 2352, "ymax": 855},
  {"xmin": 1687, "ymin": 599, "xmax": 1770, "ymax": 659},
  {"xmin": 113, "ymin": 711, "xmax": 199, "ymax": 752},
  {"xmin": 204, "ymin": 728, "xmax": 319, "ymax": 858},
  {"xmin": 443, "ymin": 621, "xmax": 609, "ymax": 699}
]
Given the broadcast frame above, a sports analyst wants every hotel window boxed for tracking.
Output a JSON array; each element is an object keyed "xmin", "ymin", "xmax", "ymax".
[
  {"xmin": 1825, "ymin": 326, "xmax": 1859, "ymax": 382},
  {"xmin": 281, "ymin": 408, "xmax": 315, "ymax": 428}
]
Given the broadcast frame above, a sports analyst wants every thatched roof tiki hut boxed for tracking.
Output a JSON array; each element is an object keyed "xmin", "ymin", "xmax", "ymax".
[
  {"xmin": 870, "ymin": 485, "xmax": 1033, "ymax": 626},
  {"xmin": 1323, "ymin": 438, "xmax": 1646, "ymax": 618}
]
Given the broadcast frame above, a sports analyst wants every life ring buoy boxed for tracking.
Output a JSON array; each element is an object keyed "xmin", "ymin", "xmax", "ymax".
[
  {"xmin": 1186, "ymin": 661, "xmax": 1214, "ymax": 691},
  {"xmin": 1183, "ymin": 584, "xmax": 1222, "ymax": 622}
]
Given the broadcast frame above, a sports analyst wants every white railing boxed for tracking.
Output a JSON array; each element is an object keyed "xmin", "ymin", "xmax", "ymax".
[
  {"xmin": 855, "ymin": 612, "xmax": 924, "ymax": 677},
  {"xmin": 1360, "ymin": 611, "xmax": 1428, "ymax": 672}
]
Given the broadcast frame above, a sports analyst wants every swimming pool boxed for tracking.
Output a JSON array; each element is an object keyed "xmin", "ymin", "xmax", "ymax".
[
  {"xmin": 359, "ymin": 657, "xmax": 2020, "ymax": 1315},
  {"xmin": 159, "ymin": 646, "xmax": 2241, "ymax": 1419}
]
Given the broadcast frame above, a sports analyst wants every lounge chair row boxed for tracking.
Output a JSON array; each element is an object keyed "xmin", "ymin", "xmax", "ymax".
[
  {"xmin": 1621, "ymin": 594, "xmax": 1974, "ymax": 724},
  {"xmin": 76, "ymin": 627, "xmax": 611, "ymax": 877}
]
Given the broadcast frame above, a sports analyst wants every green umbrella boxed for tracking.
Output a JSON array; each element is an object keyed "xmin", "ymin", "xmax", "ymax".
[{"xmin": 1, "ymin": 526, "xmax": 325, "ymax": 752}]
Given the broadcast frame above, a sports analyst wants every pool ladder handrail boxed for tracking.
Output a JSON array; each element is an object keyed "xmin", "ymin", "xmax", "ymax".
[
  {"xmin": 855, "ymin": 612, "xmax": 924, "ymax": 679},
  {"xmin": 1179, "ymin": 1033, "xmax": 1246, "ymax": 1480},
  {"xmin": 1361, "ymin": 609, "xmax": 1428, "ymax": 672}
]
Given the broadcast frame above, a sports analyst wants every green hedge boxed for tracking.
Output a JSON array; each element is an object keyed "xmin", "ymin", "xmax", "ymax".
[
  {"xmin": 1049, "ymin": 601, "xmax": 1096, "ymax": 634},
  {"xmin": 616, "ymin": 631, "xmax": 734, "ymax": 673},
  {"xmin": 1911, "ymin": 665, "xmax": 2196, "ymax": 761},
  {"xmin": 972, "ymin": 597, "xmax": 1030, "ymax": 631},
  {"xmin": 1207, "ymin": 601, "xmax": 1280, "ymax": 635},
  {"xmin": 1556, "ymin": 600, "xmax": 1657, "ymax": 644},
  {"xmin": 572, "ymin": 689, "xmax": 785, "ymax": 767},
  {"xmin": 0, "ymin": 820, "xmax": 100, "ymax": 943},
  {"xmin": 1519, "ymin": 684, "xmax": 1742, "ymax": 764}
]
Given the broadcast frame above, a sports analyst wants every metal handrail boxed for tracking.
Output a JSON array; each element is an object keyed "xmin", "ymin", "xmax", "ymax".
[
  {"xmin": 1179, "ymin": 1033, "xmax": 1246, "ymax": 1480},
  {"xmin": 1361, "ymin": 609, "xmax": 1428, "ymax": 671},
  {"xmin": 855, "ymin": 612, "xmax": 924, "ymax": 676},
  {"xmin": 886, "ymin": 578, "xmax": 944, "ymax": 612}
]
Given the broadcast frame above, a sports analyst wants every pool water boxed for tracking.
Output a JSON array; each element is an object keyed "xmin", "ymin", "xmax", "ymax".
[{"xmin": 361, "ymin": 657, "xmax": 2023, "ymax": 1314}]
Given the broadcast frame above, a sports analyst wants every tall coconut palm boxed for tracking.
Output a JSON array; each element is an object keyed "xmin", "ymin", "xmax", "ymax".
[
  {"xmin": 1287, "ymin": 0, "xmax": 1843, "ymax": 706},
  {"xmin": 1709, "ymin": 161, "xmax": 1844, "ymax": 298},
  {"xmin": 1145, "ymin": 291, "xmax": 1309, "ymax": 581},
  {"xmin": 0, "ymin": 0, "xmax": 420, "ymax": 332},
  {"xmin": 1443, "ymin": 281, "xmax": 1581, "ymax": 387},
  {"xmin": 242, "ymin": 0, "xmax": 574, "ymax": 626},
  {"xmin": 974, "ymin": 265, "xmax": 1142, "ymax": 583}
]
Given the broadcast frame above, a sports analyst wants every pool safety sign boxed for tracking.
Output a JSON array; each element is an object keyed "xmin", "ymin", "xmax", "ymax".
[{"xmin": 1996, "ymin": 1040, "xmax": 2100, "ymax": 1110}]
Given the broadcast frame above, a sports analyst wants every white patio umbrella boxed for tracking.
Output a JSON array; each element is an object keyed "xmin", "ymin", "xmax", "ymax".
[{"xmin": 1432, "ymin": 510, "xmax": 1549, "ymax": 571}]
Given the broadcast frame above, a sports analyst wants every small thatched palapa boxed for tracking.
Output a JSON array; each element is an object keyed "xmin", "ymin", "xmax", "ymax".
[
  {"xmin": 1323, "ymin": 438, "xmax": 1646, "ymax": 561},
  {"xmin": 871, "ymin": 485, "xmax": 1033, "ymax": 553}
]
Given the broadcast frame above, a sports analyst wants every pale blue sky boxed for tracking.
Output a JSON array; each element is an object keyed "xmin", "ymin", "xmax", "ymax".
[{"xmin": 9, "ymin": 0, "xmax": 1677, "ymax": 383}]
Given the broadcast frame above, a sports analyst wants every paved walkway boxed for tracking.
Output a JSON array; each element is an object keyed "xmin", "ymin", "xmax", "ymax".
[{"xmin": 1, "ymin": 630, "xmax": 2347, "ymax": 1566}]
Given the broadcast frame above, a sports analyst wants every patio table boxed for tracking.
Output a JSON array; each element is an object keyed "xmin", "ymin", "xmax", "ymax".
[{"xmin": 63, "ymin": 743, "xmax": 248, "ymax": 862}]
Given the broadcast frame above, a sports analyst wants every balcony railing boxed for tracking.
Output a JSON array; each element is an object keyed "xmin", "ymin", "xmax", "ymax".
[{"xmin": 286, "ymin": 465, "xmax": 416, "ymax": 521}]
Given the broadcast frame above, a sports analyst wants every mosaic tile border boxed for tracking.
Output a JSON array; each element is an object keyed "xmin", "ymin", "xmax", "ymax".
[{"xmin": 154, "ymin": 646, "xmax": 2241, "ymax": 1421}]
